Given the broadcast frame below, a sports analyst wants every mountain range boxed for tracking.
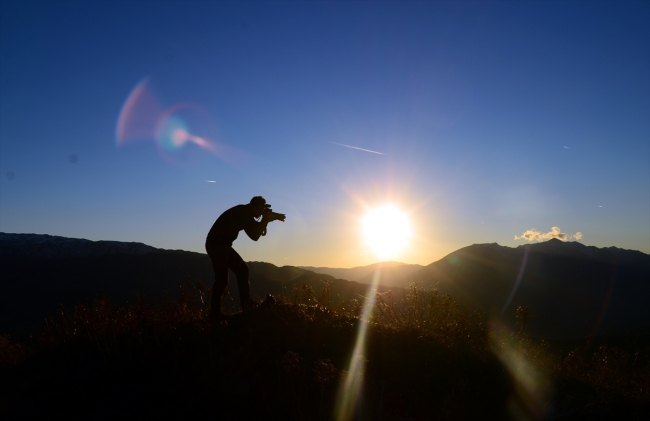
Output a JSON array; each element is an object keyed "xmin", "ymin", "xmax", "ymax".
[
  {"xmin": 0, "ymin": 233, "xmax": 386, "ymax": 337},
  {"xmin": 300, "ymin": 261, "xmax": 424, "ymax": 287},
  {"xmin": 401, "ymin": 240, "xmax": 650, "ymax": 338},
  {"xmin": 1, "ymin": 233, "xmax": 648, "ymax": 339}
]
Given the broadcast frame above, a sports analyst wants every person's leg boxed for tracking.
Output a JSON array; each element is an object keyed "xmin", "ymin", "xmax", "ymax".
[
  {"xmin": 206, "ymin": 243, "xmax": 229, "ymax": 317},
  {"xmin": 227, "ymin": 247, "xmax": 251, "ymax": 309}
]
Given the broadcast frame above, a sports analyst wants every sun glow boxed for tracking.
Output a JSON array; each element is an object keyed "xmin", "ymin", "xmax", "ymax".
[{"xmin": 362, "ymin": 204, "xmax": 412, "ymax": 259}]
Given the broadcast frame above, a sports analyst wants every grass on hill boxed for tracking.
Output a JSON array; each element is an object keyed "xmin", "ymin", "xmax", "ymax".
[{"xmin": 1, "ymin": 280, "xmax": 649, "ymax": 420}]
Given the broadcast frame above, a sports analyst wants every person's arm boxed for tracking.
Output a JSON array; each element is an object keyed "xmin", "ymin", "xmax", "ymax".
[{"xmin": 244, "ymin": 219, "xmax": 268, "ymax": 241}]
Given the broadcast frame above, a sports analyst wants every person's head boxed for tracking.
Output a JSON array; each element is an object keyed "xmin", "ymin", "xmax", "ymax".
[{"xmin": 249, "ymin": 196, "xmax": 270, "ymax": 218}]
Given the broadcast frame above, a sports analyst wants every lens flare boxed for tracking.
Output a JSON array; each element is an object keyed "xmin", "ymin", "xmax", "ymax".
[
  {"xmin": 153, "ymin": 102, "xmax": 220, "ymax": 165},
  {"xmin": 116, "ymin": 78, "xmax": 162, "ymax": 144},
  {"xmin": 334, "ymin": 270, "xmax": 381, "ymax": 421},
  {"xmin": 502, "ymin": 246, "xmax": 530, "ymax": 315},
  {"xmin": 489, "ymin": 323, "xmax": 554, "ymax": 419},
  {"xmin": 115, "ymin": 78, "xmax": 246, "ymax": 166}
]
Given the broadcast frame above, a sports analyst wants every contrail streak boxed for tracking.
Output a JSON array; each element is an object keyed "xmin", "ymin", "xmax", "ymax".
[{"xmin": 331, "ymin": 142, "xmax": 385, "ymax": 155}]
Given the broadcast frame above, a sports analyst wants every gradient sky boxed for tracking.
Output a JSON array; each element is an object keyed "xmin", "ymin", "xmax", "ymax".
[{"xmin": 1, "ymin": 1, "xmax": 648, "ymax": 267}]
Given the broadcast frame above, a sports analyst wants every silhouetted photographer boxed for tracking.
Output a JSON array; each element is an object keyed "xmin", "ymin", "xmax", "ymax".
[{"xmin": 205, "ymin": 196, "xmax": 285, "ymax": 319}]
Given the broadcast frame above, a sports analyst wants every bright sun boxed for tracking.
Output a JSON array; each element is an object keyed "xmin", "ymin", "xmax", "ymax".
[{"xmin": 362, "ymin": 204, "xmax": 412, "ymax": 259}]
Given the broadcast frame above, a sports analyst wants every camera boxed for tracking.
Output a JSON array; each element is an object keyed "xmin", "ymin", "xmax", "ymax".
[{"xmin": 263, "ymin": 206, "xmax": 286, "ymax": 222}]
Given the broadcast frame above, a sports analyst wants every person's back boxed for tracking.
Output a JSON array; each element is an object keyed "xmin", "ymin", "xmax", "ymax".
[{"xmin": 207, "ymin": 204, "xmax": 259, "ymax": 247}]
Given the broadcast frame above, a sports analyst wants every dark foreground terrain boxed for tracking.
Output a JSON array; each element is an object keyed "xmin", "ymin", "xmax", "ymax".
[{"xmin": 1, "ymin": 281, "xmax": 648, "ymax": 420}]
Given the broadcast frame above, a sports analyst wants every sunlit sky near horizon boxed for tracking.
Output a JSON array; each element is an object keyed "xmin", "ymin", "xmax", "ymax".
[{"xmin": 1, "ymin": 1, "xmax": 648, "ymax": 267}]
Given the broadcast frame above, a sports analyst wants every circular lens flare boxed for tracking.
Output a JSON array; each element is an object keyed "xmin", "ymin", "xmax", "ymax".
[
  {"xmin": 115, "ymin": 78, "xmax": 248, "ymax": 167},
  {"xmin": 159, "ymin": 116, "xmax": 189, "ymax": 150},
  {"xmin": 362, "ymin": 204, "xmax": 412, "ymax": 259},
  {"xmin": 154, "ymin": 103, "xmax": 218, "ymax": 165}
]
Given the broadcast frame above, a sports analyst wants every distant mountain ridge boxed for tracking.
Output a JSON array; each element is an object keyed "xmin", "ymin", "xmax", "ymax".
[
  {"xmin": 0, "ymin": 232, "xmax": 162, "ymax": 258},
  {"xmin": 512, "ymin": 238, "xmax": 648, "ymax": 264},
  {"xmin": 300, "ymin": 261, "xmax": 424, "ymax": 287}
]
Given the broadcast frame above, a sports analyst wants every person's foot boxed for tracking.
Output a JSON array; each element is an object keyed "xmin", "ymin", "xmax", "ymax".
[{"xmin": 208, "ymin": 311, "xmax": 228, "ymax": 324}]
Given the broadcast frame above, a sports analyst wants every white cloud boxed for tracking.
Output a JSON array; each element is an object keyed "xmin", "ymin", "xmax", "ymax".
[{"xmin": 514, "ymin": 226, "xmax": 583, "ymax": 242}]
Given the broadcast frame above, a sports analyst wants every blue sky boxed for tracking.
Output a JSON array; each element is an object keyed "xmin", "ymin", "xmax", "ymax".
[{"xmin": 1, "ymin": 1, "xmax": 648, "ymax": 267}]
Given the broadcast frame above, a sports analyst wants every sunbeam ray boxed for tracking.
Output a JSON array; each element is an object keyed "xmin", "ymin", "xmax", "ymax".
[{"xmin": 334, "ymin": 268, "xmax": 382, "ymax": 421}]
